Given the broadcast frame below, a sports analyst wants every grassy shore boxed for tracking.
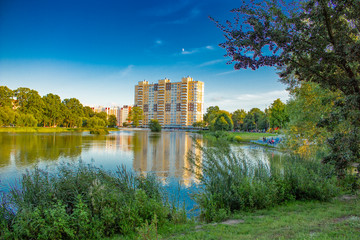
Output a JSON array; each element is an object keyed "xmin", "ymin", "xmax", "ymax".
[
  {"xmin": 201, "ymin": 131, "xmax": 279, "ymax": 143},
  {"xmin": 154, "ymin": 195, "xmax": 359, "ymax": 240},
  {"xmin": 0, "ymin": 127, "xmax": 119, "ymax": 133}
]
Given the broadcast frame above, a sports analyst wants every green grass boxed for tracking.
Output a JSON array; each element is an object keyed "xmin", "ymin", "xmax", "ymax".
[
  {"xmin": 201, "ymin": 131, "xmax": 278, "ymax": 143},
  {"xmin": 227, "ymin": 132, "xmax": 278, "ymax": 141},
  {"xmin": 160, "ymin": 196, "xmax": 360, "ymax": 240}
]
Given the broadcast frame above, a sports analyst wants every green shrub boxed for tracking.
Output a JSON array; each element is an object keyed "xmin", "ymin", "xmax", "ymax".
[
  {"xmin": 0, "ymin": 162, "xmax": 186, "ymax": 239},
  {"xmin": 89, "ymin": 128, "xmax": 109, "ymax": 135},
  {"xmin": 188, "ymin": 141, "xmax": 340, "ymax": 222}
]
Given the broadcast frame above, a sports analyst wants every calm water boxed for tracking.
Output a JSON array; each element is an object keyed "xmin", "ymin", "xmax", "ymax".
[{"xmin": 0, "ymin": 130, "xmax": 282, "ymax": 194}]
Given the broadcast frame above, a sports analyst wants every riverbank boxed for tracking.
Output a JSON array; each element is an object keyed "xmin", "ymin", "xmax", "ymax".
[
  {"xmin": 155, "ymin": 194, "xmax": 359, "ymax": 240},
  {"xmin": 201, "ymin": 131, "xmax": 279, "ymax": 144},
  {"xmin": 0, "ymin": 127, "xmax": 119, "ymax": 133}
]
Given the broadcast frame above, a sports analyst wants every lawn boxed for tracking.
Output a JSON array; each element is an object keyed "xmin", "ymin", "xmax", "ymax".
[{"xmin": 160, "ymin": 195, "xmax": 360, "ymax": 240}]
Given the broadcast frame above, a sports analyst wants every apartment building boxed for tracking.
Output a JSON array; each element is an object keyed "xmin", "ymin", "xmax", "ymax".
[
  {"xmin": 134, "ymin": 76, "xmax": 204, "ymax": 127},
  {"xmin": 91, "ymin": 105, "xmax": 132, "ymax": 126}
]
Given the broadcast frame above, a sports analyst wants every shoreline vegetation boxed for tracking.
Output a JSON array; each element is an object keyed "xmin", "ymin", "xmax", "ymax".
[
  {"xmin": 1, "ymin": 138, "xmax": 358, "ymax": 239},
  {"xmin": 0, "ymin": 127, "xmax": 119, "ymax": 133}
]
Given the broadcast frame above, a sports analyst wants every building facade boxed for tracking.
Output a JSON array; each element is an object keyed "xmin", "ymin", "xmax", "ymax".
[
  {"xmin": 91, "ymin": 105, "xmax": 132, "ymax": 126},
  {"xmin": 134, "ymin": 76, "xmax": 204, "ymax": 127}
]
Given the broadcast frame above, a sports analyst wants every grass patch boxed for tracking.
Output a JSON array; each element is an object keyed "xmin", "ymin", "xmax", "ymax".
[
  {"xmin": 201, "ymin": 131, "xmax": 278, "ymax": 143},
  {"xmin": 163, "ymin": 196, "xmax": 360, "ymax": 239}
]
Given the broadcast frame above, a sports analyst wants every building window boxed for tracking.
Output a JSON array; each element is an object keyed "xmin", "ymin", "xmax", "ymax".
[
  {"xmin": 165, "ymin": 103, "xmax": 171, "ymax": 112},
  {"xmin": 154, "ymin": 84, "xmax": 158, "ymax": 91},
  {"xmin": 143, "ymin": 104, "xmax": 148, "ymax": 112},
  {"xmin": 166, "ymin": 83, "xmax": 171, "ymax": 90},
  {"xmin": 176, "ymin": 103, "xmax": 181, "ymax": 111},
  {"xmin": 153, "ymin": 104, "xmax": 157, "ymax": 112},
  {"xmin": 188, "ymin": 103, "xmax": 194, "ymax": 111}
]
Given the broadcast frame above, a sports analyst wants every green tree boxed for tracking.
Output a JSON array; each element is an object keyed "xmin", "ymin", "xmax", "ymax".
[
  {"xmin": 95, "ymin": 112, "xmax": 108, "ymax": 127},
  {"xmin": 192, "ymin": 121, "xmax": 206, "ymax": 128},
  {"xmin": 108, "ymin": 114, "xmax": 117, "ymax": 128},
  {"xmin": 15, "ymin": 87, "xmax": 44, "ymax": 124},
  {"xmin": 212, "ymin": 111, "xmax": 233, "ymax": 131},
  {"xmin": 83, "ymin": 106, "xmax": 95, "ymax": 118},
  {"xmin": 203, "ymin": 106, "xmax": 220, "ymax": 126},
  {"xmin": 0, "ymin": 86, "xmax": 14, "ymax": 108},
  {"xmin": 268, "ymin": 99, "xmax": 289, "ymax": 129},
  {"xmin": 87, "ymin": 117, "xmax": 106, "ymax": 128},
  {"xmin": 231, "ymin": 109, "xmax": 246, "ymax": 130},
  {"xmin": 42, "ymin": 93, "xmax": 63, "ymax": 127},
  {"xmin": 213, "ymin": 0, "xmax": 360, "ymax": 175},
  {"xmin": 128, "ymin": 106, "xmax": 143, "ymax": 127},
  {"xmin": 0, "ymin": 107, "xmax": 15, "ymax": 126},
  {"xmin": 285, "ymin": 82, "xmax": 339, "ymax": 158},
  {"xmin": 149, "ymin": 119, "xmax": 161, "ymax": 132},
  {"xmin": 62, "ymin": 98, "xmax": 84, "ymax": 128}
]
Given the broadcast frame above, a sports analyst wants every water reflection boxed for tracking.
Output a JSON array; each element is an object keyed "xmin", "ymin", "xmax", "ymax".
[{"xmin": 0, "ymin": 131, "xmax": 281, "ymax": 192}]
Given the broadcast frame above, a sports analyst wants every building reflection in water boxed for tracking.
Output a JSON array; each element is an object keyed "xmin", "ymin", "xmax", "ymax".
[{"xmin": 132, "ymin": 131, "xmax": 202, "ymax": 186}]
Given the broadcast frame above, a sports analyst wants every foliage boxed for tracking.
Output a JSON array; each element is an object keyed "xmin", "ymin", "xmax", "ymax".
[
  {"xmin": 203, "ymin": 106, "xmax": 220, "ymax": 126},
  {"xmin": 192, "ymin": 121, "xmax": 206, "ymax": 128},
  {"xmin": 108, "ymin": 114, "xmax": 118, "ymax": 128},
  {"xmin": 89, "ymin": 128, "xmax": 109, "ymax": 135},
  {"xmin": 42, "ymin": 93, "xmax": 63, "ymax": 127},
  {"xmin": 149, "ymin": 119, "xmax": 161, "ymax": 132},
  {"xmin": 284, "ymin": 82, "xmax": 339, "ymax": 158},
  {"xmin": 268, "ymin": 99, "xmax": 289, "ymax": 129},
  {"xmin": 0, "ymin": 86, "xmax": 14, "ymax": 108},
  {"xmin": 231, "ymin": 109, "xmax": 246, "ymax": 130},
  {"xmin": 243, "ymin": 108, "xmax": 267, "ymax": 131},
  {"xmin": 210, "ymin": 111, "xmax": 233, "ymax": 131},
  {"xmin": 129, "ymin": 106, "xmax": 143, "ymax": 127},
  {"xmin": 212, "ymin": 0, "xmax": 360, "ymax": 176},
  {"xmin": 0, "ymin": 162, "xmax": 186, "ymax": 239},
  {"xmin": 188, "ymin": 141, "xmax": 339, "ymax": 222}
]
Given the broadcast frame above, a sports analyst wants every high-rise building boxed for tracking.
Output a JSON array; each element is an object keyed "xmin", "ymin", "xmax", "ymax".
[
  {"xmin": 91, "ymin": 106, "xmax": 132, "ymax": 127},
  {"xmin": 134, "ymin": 76, "xmax": 204, "ymax": 127}
]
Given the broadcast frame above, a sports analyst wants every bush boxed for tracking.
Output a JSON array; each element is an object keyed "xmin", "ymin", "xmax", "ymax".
[
  {"xmin": 0, "ymin": 162, "xmax": 186, "ymax": 239},
  {"xmin": 149, "ymin": 119, "xmax": 161, "ymax": 132},
  {"xmin": 188, "ymin": 141, "xmax": 340, "ymax": 222},
  {"xmin": 89, "ymin": 128, "xmax": 109, "ymax": 135}
]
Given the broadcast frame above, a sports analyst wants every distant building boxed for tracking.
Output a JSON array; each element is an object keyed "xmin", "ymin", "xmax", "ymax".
[
  {"xmin": 119, "ymin": 105, "xmax": 132, "ymax": 126},
  {"xmin": 91, "ymin": 106, "xmax": 132, "ymax": 126},
  {"xmin": 134, "ymin": 76, "xmax": 204, "ymax": 127}
]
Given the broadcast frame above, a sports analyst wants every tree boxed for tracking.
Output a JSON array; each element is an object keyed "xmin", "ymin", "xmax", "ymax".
[
  {"xmin": 268, "ymin": 99, "xmax": 289, "ymax": 129},
  {"xmin": 42, "ymin": 93, "xmax": 63, "ymax": 127},
  {"xmin": 213, "ymin": 0, "xmax": 360, "ymax": 175},
  {"xmin": 128, "ymin": 106, "xmax": 143, "ymax": 127},
  {"xmin": 203, "ymin": 106, "xmax": 220, "ymax": 126},
  {"xmin": 96, "ymin": 112, "xmax": 108, "ymax": 127},
  {"xmin": 62, "ymin": 98, "xmax": 84, "ymax": 128},
  {"xmin": 149, "ymin": 119, "xmax": 161, "ymax": 132},
  {"xmin": 212, "ymin": 111, "xmax": 233, "ymax": 131},
  {"xmin": 243, "ymin": 108, "xmax": 267, "ymax": 131},
  {"xmin": 0, "ymin": 86, "xmax": 14, "ymax": 108},
  {"xmin": 108, "ymin": 114, "xmax": 117, "ymax": 128},
  {"xmin": 231, "ymin": 109, "xmax": 246, "ymax": 130},
  {"xmin": 15, "ymin": 87, "xmax": 44, "ymax": 124},
  {"xmin": 192, "ymin": 121, "xmax": 206, "ymax": 128}
]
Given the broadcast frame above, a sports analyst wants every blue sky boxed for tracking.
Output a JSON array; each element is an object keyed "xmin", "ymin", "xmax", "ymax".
[{"xmin": 0, "ymin": 0, "xmax": 289, "ymax": 112}]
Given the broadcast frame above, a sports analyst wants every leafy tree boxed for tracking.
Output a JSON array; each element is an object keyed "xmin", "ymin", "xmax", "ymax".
[
  {"xmin": 203, "ymin": 106, "xmax": 220, "ymax": 126},
  {"xmin": 83, "ymin": 106, "xmax": 95, "ymax": 118},
  {"xmin": 87, "ymin": 117, "xmax": 106, "ymax": 128},
  {"xmin": 42, "ymin": 93, "xmax": 63, "ymax": 127},
  {"xmin": 128, "ymin": 106, "xmax": 143, "ymax": 127},
  {"xmin": 0, "ymin": 107, "xmax": 15, "ymax": 126},
  {"xmin": 15, "ymin": 87, "xmax": 44, "ymax": 124},
  {"xmin": 149, "ymin": 119, "xmax": 161, "ymax": 132},
  {"xmin": 243, "ymin": 108, "xmax": 267, "ymax": 131},
  {"xmin": 0, "ymin": 86, "xmax": 14, "ymax": 108},
  {"xmin": 285, "ymin": 82, "xmax": 339, "ymax": 158},
  {"xmin": 213, "ymin": 0, "xmax": 360, "ymax": 175},
  {"xmin": 212, "ymin": 111, "xmax": 233, "ymax": 131},
  {"xmin": 62, "ymin": 98, "xmax": 84, "ymax": 128},
  {"xmin": 95, "ymin": 112, "xmax": 108, "ymax": 127},
  {"xmin": 268, "ymin": 99, "xmax": 289, "ymax": 129},
  {"xmin": 108, "ymin": 114, "xmax": 118, "ymax": 128},
  {"xmin": 15, "ymin": 113, "xmax": 37, "ymax": 127},
  {"xmin": 231, "ymin": 109, "xmax": 246, "ymax": 130}
]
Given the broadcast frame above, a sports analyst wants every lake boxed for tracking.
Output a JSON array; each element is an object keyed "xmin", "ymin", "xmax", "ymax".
[{"xmin": 0, "ymin": 130, "xmax": 283, "ymax": 209}]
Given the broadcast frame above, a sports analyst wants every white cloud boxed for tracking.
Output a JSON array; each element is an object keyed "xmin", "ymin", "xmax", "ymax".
[
  {"xmin": 198, "ymin": 59, "xmax": 226, "ymax": 67},
  {"xmin": 179, "ymin": 45, "xmax": 215, "ymax": 55},
  {"xmin": 205, "ymin": 90, "xmax": 290, "ymax": 112}
]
